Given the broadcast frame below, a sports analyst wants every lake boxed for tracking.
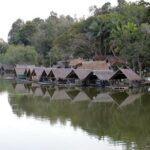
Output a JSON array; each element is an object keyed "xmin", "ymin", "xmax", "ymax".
[{"xmin": 0, "ymin": 79, "xmax": 150, "ymax": 150}]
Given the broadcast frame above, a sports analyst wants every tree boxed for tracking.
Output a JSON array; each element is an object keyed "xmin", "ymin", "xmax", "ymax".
[
  {"xmin": 101, "ymin": 2, "xmax": 111, "ymax": 14},
  {"xmin": 111, "ymin": 21, "xmax": 150, "ymax": 76},
  {"xmin": 0, "ymin": 39, "xmax": 8, "ymax": 54},
  {"xmin": 118, "ymin": 0, "xmax": 126, "ymax": 8},
  {"xmin": 8, "ymin": 19, "xmax": 24, "ymax": 44},
  {"xmin": 19, "ymin": 21, "xmax": 37, "ymax": 45},
  {"xmin": 0, "ymin": 45, "xmax": 38, "ymax": 64}
]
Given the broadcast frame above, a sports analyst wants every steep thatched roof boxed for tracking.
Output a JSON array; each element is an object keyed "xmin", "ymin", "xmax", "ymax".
[
  {"xmin": 106, "ymin": 56, "xmax": 127, "ymax": 66},
  {"xmin": 1, "ymin": 64, "xmax": 15, "ymax": 71},
  {"xmin": 78, "ymin": 61, "xmax": 110, "ymax": 70},
  {"xmin": 51, "ymin": 68, "xmax": 72, "ymax": 79},
  {"xmin": 15, "ymin": 65, "xmax": 35, "ymax": 72},
  {"xmin": 26, "ymin": 65, "xmax": 35, "ymax": 72},
  {"xmin": 44, "ymin": 68, "xmax": 51, "ymax": 75},
  {"xmin": 69, "ymin": 58, "xmax": 83, "ymax": 67},
  {"xmin": 110, "ymin": 68, "xmax": 142, "ymax": 81},
  {"xmin": 15, "ymin": 67, "xmax": 26, "ymax": 76},
  {"xmin": 31, "ymin": 67, "xmax": 45, "ymax": 79},
  {"xmin": 72, "ymin": 69, "xmax": 92, "ymax": 80},
  {"xmin": 16, "ymin": 64, "xmax": 35, "ymax": 68},
  {"xmin": 93, "ymin": 70, "xmax": 114, "ymax": 80}
]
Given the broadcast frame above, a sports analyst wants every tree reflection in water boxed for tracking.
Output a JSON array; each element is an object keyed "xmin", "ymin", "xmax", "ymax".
[{"xmin": 0, "ymin": 79, "xmax": 150, "ymax": 150}]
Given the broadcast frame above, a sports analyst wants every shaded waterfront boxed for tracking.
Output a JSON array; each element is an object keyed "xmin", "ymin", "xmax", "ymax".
[{"xmin": 0, "ymin": 79, "xmax": 150, "ymax": 150}]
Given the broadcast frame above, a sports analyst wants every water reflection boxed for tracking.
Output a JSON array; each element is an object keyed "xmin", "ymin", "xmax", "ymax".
[{"xmin": 0, "ymin": 79, "xmax": 150, "ymax": 150}]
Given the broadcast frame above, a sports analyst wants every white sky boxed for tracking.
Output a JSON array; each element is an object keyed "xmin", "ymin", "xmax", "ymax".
[{"xmin": 0, "ymin": 0, "xmax": 148, "ymax": 41}]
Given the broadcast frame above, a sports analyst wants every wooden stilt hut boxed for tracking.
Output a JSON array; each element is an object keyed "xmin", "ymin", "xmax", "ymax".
[
  {"xmin": 83, "ymin": 70, "xmax": 114, "ymax": 87},
  {"xmin": 1, "ymin": 64, "xmax": 15, "ymax": 79},
  {"xmin": 40, "ymin": 70, "xmax": 48, "ymax": 82},
  {"xmin": 110, "ymin": 68, "xmax": 142, "ymax": 88},
  {"xmin": 31, "ymin": 67, "xmax": 45, "ymax": 82},
  {"xmin": 66, "ymin": 69, "xmax": 92, "ymax": 85},
  {"xmin": 15, "ymin": 67, "xmax": 27, "ymax": 79},
  {"xmin": 25, "ymin": 65, "xmax": 35, "ymax": 80},
  {"xmin": 47, "ymin": 69, "xmax": 55, "ymax": 84},
  {"xmin": 1, "ymin": 64, "xmax": 15, "ymax": 74},
  {"xmin": 37, "ymin": 68, "xmax": 52, "ymax": 83},
  {"xmin": 50, "ymin": 68, "xmax": 72, "ymax": 85}
]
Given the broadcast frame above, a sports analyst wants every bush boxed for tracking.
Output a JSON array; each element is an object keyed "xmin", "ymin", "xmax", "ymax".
[{"xmin": 0, "ymin": 45, "xmax": 38, "ymax": 64}]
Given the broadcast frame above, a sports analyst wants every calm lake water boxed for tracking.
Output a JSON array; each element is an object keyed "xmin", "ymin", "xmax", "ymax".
[{"xmin": 0, "ymin": 79, "xmax": 150, "ymax": 150}]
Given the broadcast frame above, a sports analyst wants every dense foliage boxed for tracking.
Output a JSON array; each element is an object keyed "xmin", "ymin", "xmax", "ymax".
[
  {"xmin": 0, "ymin": 0, "xmax": 150, "ymax": 74},
  {"xmin": 0, "ymin": 45, "xmax": 37, "ymax": 64}
]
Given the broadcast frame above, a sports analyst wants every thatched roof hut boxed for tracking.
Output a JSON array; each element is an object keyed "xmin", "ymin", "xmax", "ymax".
[
  {"xmin": 82, "ymin": 70, "xmax": 114, "ymax": 86},
  {"xmin": 18, "ymin": 65, "xmax": 35, "ymax": 79},
  {"xmin": 55, "ymin": 60, "xmax": 69, "ymax": 68},
  {"xmin": 106, "ymin": 56, "xmax": 127, "ymax": 66},
  {"xmin": 47, "ymin": 70, "xmax": 55, "ymax": 80},
  {"xmin": 44, "ymin": 68, "xmax": 51, "ymax": 75},
  {"xmin": 51, "ymin": 68, "xmax": 72, "ymax": 80},
  {"xmin": 1, "ymin": 64, "xmax": 15, "ymax": 73},
  {"xmin": 110, "ymin": 68, "xmax": 142, "ymax": 81},
  {"xmin": 25, "ymin": 65, "xmax": 35, "ymax": 73},
  {"xmin": 78, "ymin": 61, "xmax": 110, "ymax": 70},
  {"xmin": 39, "ymin": 70, "xmax": 49, "ymax": 81},
  {"xmin": 93, "ymin": 70, "xmax": 114, "ymax": 80},
  {"xmin": 31, "ymin": 67, "xmax": 45, "ymax": 81},
  {"xmin": 69, "ymin": 58, "xmax": 83, "ymax": 68},
  {"xmin": 15, "ymin": 67, "xmax": 26, "ymax": 77},
  {"xmin": 74, "ymin": 69, "xmax": 92, "ymax": 80},
  {"xmin": 66, "ymin": 69, "xmax": 92, "ymax": 81},
  {"xmin": 26, "ymin": 65, "xmax": 35, "ymax": 72}
]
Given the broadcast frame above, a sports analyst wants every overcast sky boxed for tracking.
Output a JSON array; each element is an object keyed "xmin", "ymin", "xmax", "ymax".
[{"xmin": 0, "ymin": 0, "xmax": 148, "ymax": 41}]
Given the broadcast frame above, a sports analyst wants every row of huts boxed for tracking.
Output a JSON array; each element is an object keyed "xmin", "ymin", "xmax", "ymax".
[
  {"xmin": 14, "ymin": 65, "xmax": 142, "ymax": 87},
  {"xmin": 0, "ymin": 62, "xmax": 142, "ymax": 87}
]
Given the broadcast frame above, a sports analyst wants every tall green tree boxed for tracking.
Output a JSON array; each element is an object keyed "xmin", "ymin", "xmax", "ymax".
[
  {"xmin": 0, "ymin": 39, "xmax": 8, "ymax": 54},
  {"xmin": 0, "ymin": 45, "xmax": 38, "ymax": 64},
  {"xmin": 8, "ymin": 19, "xmax": 24, "ymax": 44}
]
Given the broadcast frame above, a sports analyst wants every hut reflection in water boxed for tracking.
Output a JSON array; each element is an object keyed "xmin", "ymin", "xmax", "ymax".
[{"xmin": 0, "ymin": 78, "xmax": 148, "ymax": 150}]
